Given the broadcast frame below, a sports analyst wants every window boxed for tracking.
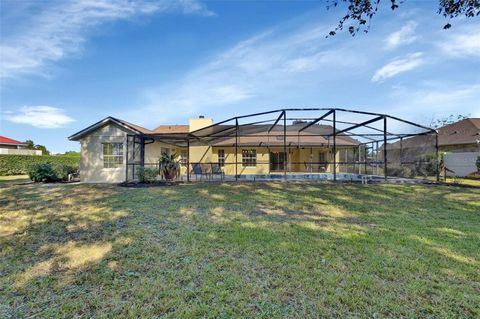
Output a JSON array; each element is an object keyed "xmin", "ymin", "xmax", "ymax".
[
  {"xmin": 218, "ymin": 149, "xmax": 225, "ymax": 167},
  {"xmin": 319, "ymin": 152, "xmax": 326, "ymax": 164},
  {"xmin": 161, "ymin": 147, "xmax": 170, "ymax": 156},
  {"xmin": 180, "ymin": 150, "xmax": 188, "ymax": 166},
  {"xmin": 103, "ymin": 143, "xmax": 123, "ymax": 168},
  {"xmin": 242, "ymin": 149, "xmax": 256, "ymax": 167}
]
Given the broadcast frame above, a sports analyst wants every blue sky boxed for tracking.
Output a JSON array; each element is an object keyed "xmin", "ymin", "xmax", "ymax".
[{"xmin": 1, "ymin": 0, "xmax": 479, "ymax": 153}]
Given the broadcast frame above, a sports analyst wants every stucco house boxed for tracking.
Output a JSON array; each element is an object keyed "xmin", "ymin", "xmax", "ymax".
[
  {"xmin": 0, "ymin": 136, "xmax": 42, "ymax": 155},
  {"xmin": 386, "ymin": 118, "xmax": 480, "ymax": 177},
  {"xmin": 69, "ymin": 116, "xmax": 361, "ymax": 183}
]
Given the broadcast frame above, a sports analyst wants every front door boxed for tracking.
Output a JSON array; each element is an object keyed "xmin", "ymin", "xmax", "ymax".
[{"xmin": 270, "ymin": 152, "xmax": 286, "ymax": 171}]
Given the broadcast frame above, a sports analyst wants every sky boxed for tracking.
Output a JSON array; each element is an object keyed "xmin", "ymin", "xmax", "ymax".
[{"xmin": 1, "ymin": 0, "xmax": 479, "ymax": 153}]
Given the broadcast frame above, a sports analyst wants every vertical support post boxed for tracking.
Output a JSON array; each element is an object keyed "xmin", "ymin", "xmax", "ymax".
[
  {"xmin": 435, "ymin": 132, "xmax": 440, "ymax": 182},
  {"xmin": 126, "ymin": 135, "xmax": 130, "ymax": 182},
  {"xmin": 187, "ymin": 136, "xmax": 190, "ymax": 182},
  {"xmin": 235, "ymin": 118, "xmax": 238, "ymax": 182},
  {"xmin": 383, "ymin": 116, "xmax": 387, "ymax": 181},
  {"xmin": 283, "ymin": 110, "xmax": 287, "ymax": 179},
  {"xmin": 357, "ymin": 145, "xmax": 360, "ymax": 174},
  {"xmin": 400, "ymin": 137, "xmax": 403, "ymax": 165},
  {"xmin": 140, "ymin": 135, "xmax": 145, "ymax": 168},
  {"xmin": 375, "ymin": 141, "xmax": 379, "ymax": 175},
  {"xmin": 333, "ymin": 110, "xmax": 337, "ymax": 182}
]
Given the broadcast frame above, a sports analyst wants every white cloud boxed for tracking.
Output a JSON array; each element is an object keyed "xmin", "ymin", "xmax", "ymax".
[
  {"xmin": 387, "ymin": 83, "xmax": 480, "ymax": 122},
  {"xmin": 4, "ymin": 106, "xmax": 75, "ymax": 128},
  {"xmin": 385, "ymin": 21, "xmax": 418, "ymax": 50},
  {"xmin": 0, "ymin": 0, "xmax": 213, "ymax": 80},
  {"xmin": 438, "ymin": 27, "xmax": 480, "ymax": 57},
  {"xmin": 133, "ymin": 23, "xmax": 364, "ymax": 123},
  {"xmin": 372, "ymin": 52, "xmax": 424, "ymax": 82}
]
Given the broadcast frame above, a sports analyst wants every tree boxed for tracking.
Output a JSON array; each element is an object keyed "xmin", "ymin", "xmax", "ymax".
[
  {"xmin": 327, "ymin": 0, "xmax": 480, "ymax": 36},
  {"xmin": 35, "ymin": 145, "xmax": 50, "ymax": 155},
  {"xmin": 23, "ymin": 139, "xmax": 50, "ymax": 155},
  {"xmin": 24, "ymin": 140, "xmax": 35, "ymax": 150},
  {"xmin": 430, "ymin": 114, "xmax": 470, "ymax": 129}
]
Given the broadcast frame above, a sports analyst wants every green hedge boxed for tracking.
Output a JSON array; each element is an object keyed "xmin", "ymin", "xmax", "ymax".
[{"xmin": 0, "ymin": 155, "xmax": 80, "ymax": 176}]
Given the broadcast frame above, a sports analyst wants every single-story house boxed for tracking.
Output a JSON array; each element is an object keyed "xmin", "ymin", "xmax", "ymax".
[
  {"xmin": 386, "ymin": 118, "xmax": 479, "ymax": 177},
  {"xmin": 69, "ymin": 116, "xmax": 362, "ymax": 183},
  {"xmin": 0, "ymin": 136, "xmax": 42, "ymax": 155}
]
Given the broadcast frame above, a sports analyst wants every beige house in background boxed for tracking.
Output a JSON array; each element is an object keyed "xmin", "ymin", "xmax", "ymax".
[{"xmin": 69, "ymin": 116, "xmax": 360, "ymax": 183}]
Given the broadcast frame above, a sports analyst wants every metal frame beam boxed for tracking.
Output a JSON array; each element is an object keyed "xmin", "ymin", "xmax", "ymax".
[
  {"xmin": 298, "ymin": 110, "xmax": 334, "ymax": 133},
  {"xmin": 327, "ymin": 115, "xmax": 384, "ymax": 137},
  {"xmin": 268, "ymin": 111, "xmax": 285, "ymax": 133}
]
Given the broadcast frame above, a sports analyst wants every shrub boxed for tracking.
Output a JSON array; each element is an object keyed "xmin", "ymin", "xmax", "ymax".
[
  {"xmin": 28, "ymin": 163, "xmax": 59, "ymax": 182},
  {"xmin": 137, "ymin": 167, "xmax": 158, "ymax": 183},
  {"xmin": 28, "ymin": 163, "xmax": 78, "ymax": 182},
  {"xmin": 0, "ymin": 155, "xmax": 79, "ymax": 176},
  {"xmin": 53, "ymin": 164, "xmax": 77, "ymax": 181},
  {"xmin": 476, "ymin": 155, "xmax": 480, "ymax": 172}
]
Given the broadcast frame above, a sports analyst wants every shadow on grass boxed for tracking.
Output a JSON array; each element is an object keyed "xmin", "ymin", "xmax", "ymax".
[{"xmin": 0, "ymin": 181, "xmax": 479, "ymax": 317}]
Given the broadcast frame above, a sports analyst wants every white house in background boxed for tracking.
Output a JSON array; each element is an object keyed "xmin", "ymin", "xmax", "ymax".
[{"xmin": 0, "ymin": 136, "xmax": 42, "ymax": 155}]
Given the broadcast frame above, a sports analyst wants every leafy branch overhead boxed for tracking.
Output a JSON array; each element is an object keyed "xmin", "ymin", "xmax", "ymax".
[{"xmin": 327, "ymin": 0, "xmax": 480, "ymax": 36}]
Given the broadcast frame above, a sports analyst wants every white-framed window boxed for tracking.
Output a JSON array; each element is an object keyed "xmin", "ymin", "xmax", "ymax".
[
  {"xmin": 103, "ymin": 143, "xmax": 123, "ymax": 168},
  {"xmin": 180, "ymin": 150, "xmax": 188, "ymax": 166},
  {"xmin": 218, "ymin": 149, "xmax": 225, "ymax": 167},
  {"xmin": 242, "ymin": 149, "xmax": 256, "ymax": 167}
]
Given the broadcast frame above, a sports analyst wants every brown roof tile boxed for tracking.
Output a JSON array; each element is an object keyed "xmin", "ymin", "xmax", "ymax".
[{"xmin": 153, "ymin": 125, "xmax": 190, "ymax": 134}]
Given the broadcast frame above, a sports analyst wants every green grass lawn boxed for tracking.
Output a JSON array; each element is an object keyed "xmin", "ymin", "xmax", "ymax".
[
  {"xmin": 0, "ymin": 175, "xmax": 30, "ymax": 185},
  {"xmin": 1, "ymin": 182, "xmax": 479, "ymax": 318}
]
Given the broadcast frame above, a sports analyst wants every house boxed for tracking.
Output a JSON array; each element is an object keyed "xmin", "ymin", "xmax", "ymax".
[
  {"xmin": 68, "ymin": 115, "xmax": 362, "ymax": 183},
  {"xmin": 436, "ymin": 118, "xmax": 480, "ymax": 153},
  {"xmin": 385, "ymin": 118, "xmax": 480, "ymax": 177},
  {"xmin": 0, "ymin": 136, "xmax": 42, "ymax": 155}
]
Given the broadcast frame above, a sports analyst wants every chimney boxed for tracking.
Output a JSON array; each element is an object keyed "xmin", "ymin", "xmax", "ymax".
[{"xmin": 189, "ymin": 116, "xmax": 213, "ymax": 132}]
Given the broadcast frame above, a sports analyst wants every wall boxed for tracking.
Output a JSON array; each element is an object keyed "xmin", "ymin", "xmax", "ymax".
[
  {"xmin": 144, "ymin": 141, "xmax": 188, "ymax": 175},
  {"xmin": 209, "ymin": 146, "xmax": 340, "ymax": 175},
  {"xmin": 441, "ymin": 144, "xmax": 480, "ymax": 153},
  {"xmin": 0, "ymin": 148, "xmax": 42, "ymax": 155},
  {"xmin": 444, "ymin": 151, "xmax": 480, "ymax": 177},
  {"xmin": 79, "ymin": 123, "xmax": 129, "ymax": 183},
  {"xmin": 188, "ymin": 117, "xmax": 214, "ymax": 166}
]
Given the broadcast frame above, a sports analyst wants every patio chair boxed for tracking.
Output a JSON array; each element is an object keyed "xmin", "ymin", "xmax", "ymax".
[
  {"xmin": 191, "ymin": 163, "xmax": 208, "ymax": 181},
  {"xmin": 211, "ymin": 163, "xmax": 224, "ymax": 181}
]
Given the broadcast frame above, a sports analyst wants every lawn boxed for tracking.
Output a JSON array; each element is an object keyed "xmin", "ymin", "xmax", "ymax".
[{"xmin": 1, "ymin": 182, "xmax": 479, "ymax": 318}]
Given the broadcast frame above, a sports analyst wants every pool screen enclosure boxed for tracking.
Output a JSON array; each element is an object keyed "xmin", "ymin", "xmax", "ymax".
[{"xmin": 126, "ymin": 108, "xmax": 439, "ymax": 183}]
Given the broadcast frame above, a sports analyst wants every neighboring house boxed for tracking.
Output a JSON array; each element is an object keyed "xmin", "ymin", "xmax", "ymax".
[
  {"xmin": 436, "ymin": 118, "xmax": 480, "ymax": 153},
  {"xmin": 69, "ymin": 116, "xmax": 361, "ymax": 183},
  {"xmin": 386, "ymin": 118, "xmax": 480, "ymax": 177},
  {"xmin": 0, "ymin": 136, "xmax": 42, "ymax": 155}
]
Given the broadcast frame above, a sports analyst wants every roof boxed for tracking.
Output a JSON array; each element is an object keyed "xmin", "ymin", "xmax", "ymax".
[
  {"xmin": 194, "ymin": 123, "xmax": 360, "ymax": 147},
  {"xmin": 0, "ymin": 135, "xmax": 25, "ymax": 145},
  {"xmin": 387, "ymin": 118, "xmax": 480, "ymax": 150},
  {"xmin": 153, "ymin": 125, "xmax": 189, "ymax": 134},
  {"xmin": 68, "ymin": 117, "xmax": 152, "ymax": 141},
  {"xmin": 437, "ymin": 118, "xmax": 480, "ymax": 146}
]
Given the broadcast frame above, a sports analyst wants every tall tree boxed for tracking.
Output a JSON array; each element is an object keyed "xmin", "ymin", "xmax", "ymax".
[
  {"xmin": 430, "ymin": 114, "xmax": 470, "ymax": 129},
  {"xmin": 327, "ymin": 0, "xmax": 480, "ymax": 36}
]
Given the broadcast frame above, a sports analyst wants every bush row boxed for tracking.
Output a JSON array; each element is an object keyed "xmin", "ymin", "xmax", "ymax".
[{"xmin": 0, "ymin": 154, "xmax": 80, "ymax": 176}]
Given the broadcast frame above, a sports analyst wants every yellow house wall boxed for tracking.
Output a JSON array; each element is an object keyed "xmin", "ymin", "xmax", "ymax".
[
  {"xmin": 207, "ymin": 146, "xmax": 346, "ymax": 175},
  {"xmin": 144, "ymin": 141, "xmax": 188, "ymax": 175},
  {"xmin": 188, "ymin": 117, "xmax": 214, "ymax": 169}
]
